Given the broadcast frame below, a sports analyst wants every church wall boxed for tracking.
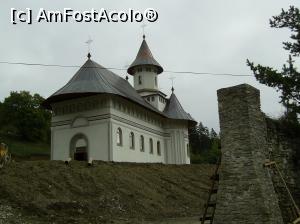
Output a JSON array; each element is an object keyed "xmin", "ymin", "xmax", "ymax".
[
  {"xmin": 49, "ymin": 95, "xmax": 190, "ymax": 164},
  {"xmin": 133, "ymin": 70, "xmax": 158, "ymax": 91},
  {"xmin": 184, "ymin": 137, "xmax": 190, "ymax": 164},
  {"xmin": 109, "ymin": 96, "xmax": 166, "ymax": 163},
  {"xmin": 50, "ymin": 95, "xmax": 111, "ymax": 161},
  {"xmin": 51, "ymin": 119, "xmax": 109, "ymax": 161},
  {"xmin": 109, "ymin": 96, "xmax": 165, "ymax": 135},
  {"xmin": 142, "ymin": 95, "xmax": 165, "ymax": 112},
  {"xmin": 164, "ymin": 138, "xmax": 172, "ymax": 163},
  {"xmin": 111, "ymin": 120, "xmax": 165, "ymax": 163},
  {"xmin": 143, "ymin": 95, "xmax": 166, "ymax": 112},
  {"xmin": 164, "ymin": 121, "xmax": 190, "ymax": 164},
  {"xmin": 157, "ymin": 96, "xmax": 166, "ymax": 112}
]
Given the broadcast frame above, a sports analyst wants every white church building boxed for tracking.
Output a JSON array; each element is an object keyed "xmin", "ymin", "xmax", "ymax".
[{"xmin": 43, "ymin": 35, "xmax": 196, "ymax": 164}]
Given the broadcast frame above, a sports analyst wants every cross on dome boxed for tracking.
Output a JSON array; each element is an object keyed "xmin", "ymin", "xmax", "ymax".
[
  {"xmin": 169, "ymin": 76, "xmax": 176, "ymax": 92},
  {"xmin": 85, "ymin": 36, "xmax": 93, "ymax": 59},
  {"xmin": 141, "ymin": 23, "xmax": 147, "ymax": 39}
]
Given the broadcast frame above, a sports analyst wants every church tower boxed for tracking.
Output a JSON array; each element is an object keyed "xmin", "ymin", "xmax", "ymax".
[{"xmin": 127, "ymin": 35, "xmax": 167, "ymax": 111}]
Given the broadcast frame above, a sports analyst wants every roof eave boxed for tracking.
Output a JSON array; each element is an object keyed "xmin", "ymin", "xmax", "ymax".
[{"xmin": 127, "ymin": 64, "xmax": 163, "ymax": 75}]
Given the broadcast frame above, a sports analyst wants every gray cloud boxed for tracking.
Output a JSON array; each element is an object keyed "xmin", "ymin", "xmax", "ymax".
[{"xmin": 1, "ymin": 0, "xmax": 297, "ymax": 131}]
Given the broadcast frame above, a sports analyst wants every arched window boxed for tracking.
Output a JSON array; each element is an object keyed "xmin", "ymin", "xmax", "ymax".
[
  {"xmin": 140, "ymin": 135, "xmax": 144, "ymax": 152},
  {"xmin": 129, "ymin": 132, "xmax": 135, "ymax": 149},
  {"xmin": 155, "ymin": 77, "xmax": 157, "ymax": 86},
  {"xmin": 149, "ymin": 138, "xmax": 153, "ymax": 154},
  {"xmin": 117, "ymin": 128, "xmax": 122, "ymax": 146},
  {"xmin": 138, "ymin": 75, "xmax": 142, "ymax": 85},
  {"xmin": 157, "ymin": 141, "xmax": 161, "ymax": 156},
  {"xmin": 187, "ymin": 144, "xmax": 190, "ymax": 157}
]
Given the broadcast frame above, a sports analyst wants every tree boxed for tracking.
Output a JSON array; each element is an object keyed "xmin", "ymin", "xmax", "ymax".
[
  {"xmin": 188, "ymin": 122, "xmax": 221, "ymax": 164},
  {"xmin": 210, "ymin": 128, "xmax": 218, "ymax": 139},
  {"xmin": 247, "ymin": 6, "xmax": 300, "ymax": 121},
  {"xmin": 198, "ymin": 122, "xmax": 211, "ymax": 151},
  {"xmin": 0, "ymin": 101, "xmax": 3, "ymax": 126},
  {"xmin": 188, "ymin": 124, "xmax": 201, "ymax": 154},
  {"xmin": 0, "ymin": 91, "xmax": 51, "ymax": 142}
]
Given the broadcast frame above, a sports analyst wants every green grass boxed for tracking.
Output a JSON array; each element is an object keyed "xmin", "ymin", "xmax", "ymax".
[
  {"xmin": 0, "ymin": 135, "xmax": 50, "ymax": 157},
  {"xmin": 191, "ymin": 148, "xmax": 221, "ymax": 164}
]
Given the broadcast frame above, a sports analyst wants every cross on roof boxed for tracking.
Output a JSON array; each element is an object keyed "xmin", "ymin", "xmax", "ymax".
[
  {"xmin": 85, "ymin": 36, "xmax": 93, "ymax": 53},
  {"xmin": 141, "ymin": 23, "xmax": 147, "ymax": 39},
  {"xmin": 169, "ymin": 76, "xmax": 176, "ymax": 92}
]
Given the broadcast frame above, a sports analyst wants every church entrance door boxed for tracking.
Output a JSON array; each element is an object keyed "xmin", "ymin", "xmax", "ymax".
[
  {"xmin": 74, "ymin": 146, "xmax": 87, "ymax": 161},
  {"xmin": 70, "ymin": 134, "xmax": 88, "ymax": 161}
]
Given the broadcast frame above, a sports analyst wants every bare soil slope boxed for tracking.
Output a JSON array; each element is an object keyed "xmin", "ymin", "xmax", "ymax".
[{"xmin": 0, "ymin": 161, "xmax": 214, "ymax": 223}]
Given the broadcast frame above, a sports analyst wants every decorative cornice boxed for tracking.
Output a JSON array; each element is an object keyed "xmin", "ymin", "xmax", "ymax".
[
  {"xmin": 51, "ymin": 113, "xmax": 170, "ymax": 137},
  {"xmin": 52, "ymin": 97, "xmax": 108, "ymax": 116}
]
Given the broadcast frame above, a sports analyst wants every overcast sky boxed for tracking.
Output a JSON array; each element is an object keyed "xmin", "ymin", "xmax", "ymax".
[{"xmin": 1, "ymin": 0, "xmax": 299, "ymax": 131}]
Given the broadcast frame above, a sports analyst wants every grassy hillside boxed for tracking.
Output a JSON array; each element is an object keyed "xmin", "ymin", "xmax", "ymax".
[
  {"xmin": 0, "ymin": 161, "xmax": 214, "ymax": 224},
  {"xmin": 0, "ymin": 135, "xmax": 50, "ymax": 158}
]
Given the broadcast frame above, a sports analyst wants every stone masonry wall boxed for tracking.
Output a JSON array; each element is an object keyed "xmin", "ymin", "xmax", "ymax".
[
  {"xmin": 266, "ymin": 118, "xmax": 300, "ymax": 223},
  {"xmin": 214, "ymin": 84, "xmax": 283, "ymax": 224}
]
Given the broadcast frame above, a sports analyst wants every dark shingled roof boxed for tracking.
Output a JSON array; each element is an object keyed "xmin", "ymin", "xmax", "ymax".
[
  {"xmin": 42, "ymin": 58, "xmax": 161, "ymax": 114},
  {"xmin": 127, "ymin": 37, "xmax": 163, "ymax": 75},
  {"xmin": 163, "ymin": 92, "xmax": 196, "ymax": 124},
  {"xmin": 43, "ymin": 56, "xmax": 195, "ymax": 124}
]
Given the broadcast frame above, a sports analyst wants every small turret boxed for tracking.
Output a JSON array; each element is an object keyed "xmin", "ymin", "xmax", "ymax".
[
  {"xmin": 127, "ymin": 35, "xmax": 163, "ymax": 92},
  {"xmin": 127, "ymin": 35, "xmax": 167, "ymax": 111}
]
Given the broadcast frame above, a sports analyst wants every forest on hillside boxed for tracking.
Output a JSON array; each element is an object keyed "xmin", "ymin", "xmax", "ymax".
[{"xmin": 0, "ymin": 91, "xmax": 51, "ymax": 143}]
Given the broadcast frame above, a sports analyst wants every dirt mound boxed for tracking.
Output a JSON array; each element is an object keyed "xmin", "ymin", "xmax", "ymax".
[{"xmin": 0, "ymin": 161, "xmax": 214, "ymax": 223}]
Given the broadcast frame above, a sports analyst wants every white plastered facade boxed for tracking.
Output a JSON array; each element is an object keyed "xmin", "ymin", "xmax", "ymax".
[{"xmin": 51, "ymin": 94, "xmax": 190, "ymax": 164}]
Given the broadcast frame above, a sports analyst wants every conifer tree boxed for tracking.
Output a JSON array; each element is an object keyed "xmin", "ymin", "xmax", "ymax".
[{"xmin": 247, "ymin": 6, "xmax": 300, "ymax": 121}]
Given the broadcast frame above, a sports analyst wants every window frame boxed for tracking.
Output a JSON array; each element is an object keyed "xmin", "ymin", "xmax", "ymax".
[
  {"xmin": 157, "ymin": 141, "xmax": 161, "ymax": 156},
  {"xmin": 129, "ymin": 132, "xmax": 135, "ymax": 149},
  {"xmin": 116, "ymin": 128, "xmax": 122, "ymax": 146},
  {"xmin": 149, "ymin": 138, "xmax": 153, "ymax": 154},
  {"xmin": 140, "ymin": 135, "xmax": 145, "ymax": 152}
]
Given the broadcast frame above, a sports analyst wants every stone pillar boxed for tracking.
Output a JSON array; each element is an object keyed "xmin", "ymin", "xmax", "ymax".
[{"xmin": 214, "ymin": 84, "xmax": 283, "ymax": 224}]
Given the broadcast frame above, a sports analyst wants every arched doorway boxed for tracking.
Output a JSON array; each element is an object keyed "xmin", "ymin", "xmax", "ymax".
[{"xmin": 70, "ymin": 133, "xmax": 88, "ymax": 161}]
